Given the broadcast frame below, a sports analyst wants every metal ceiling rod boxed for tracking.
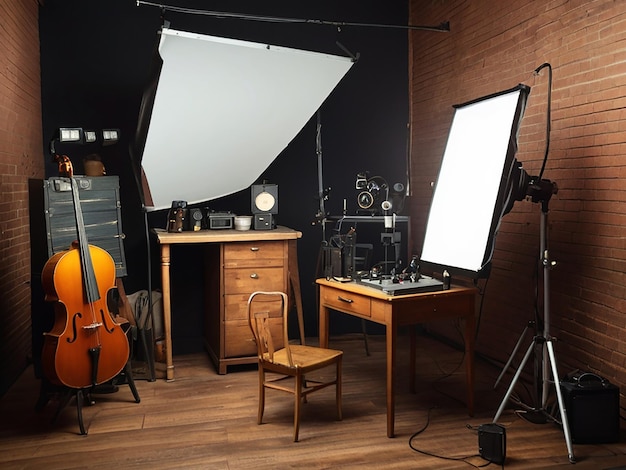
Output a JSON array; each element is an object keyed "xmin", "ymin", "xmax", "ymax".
[{"xmin": 136, "ymin": 1, "xmax": 450, "ymax": 32}]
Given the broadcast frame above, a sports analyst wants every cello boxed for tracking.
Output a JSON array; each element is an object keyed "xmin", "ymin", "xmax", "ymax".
[{"xmin": 41, "ymin": 156, "xmax": 129, "ymax": 389}]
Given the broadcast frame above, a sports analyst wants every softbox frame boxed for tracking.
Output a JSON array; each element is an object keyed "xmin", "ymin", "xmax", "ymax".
[{"xmin": 420, "ymin": 84, "xmax": 531, "ymax": 278}]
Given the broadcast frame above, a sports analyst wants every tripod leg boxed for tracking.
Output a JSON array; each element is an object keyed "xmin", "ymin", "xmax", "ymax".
[
  {"xmin": 493, "ymin": 339, "xmax": 535, "ymax": 423},
  {"xmin": 494, "ymin": 325, "xmax": 529, "ymax": 389},
  {"xmin": 545, "ymin": 340, "xmax": 575, "ymax": 463}
]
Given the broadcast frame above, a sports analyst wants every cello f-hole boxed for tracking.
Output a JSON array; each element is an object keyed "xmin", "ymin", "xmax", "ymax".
[
  {"xmin": 66, "ymin": 312, "xmax": 83, "ymax": 343},
  {"xmin": 99, "ymin": 308, "xmax": 116, "ymax": 334}
]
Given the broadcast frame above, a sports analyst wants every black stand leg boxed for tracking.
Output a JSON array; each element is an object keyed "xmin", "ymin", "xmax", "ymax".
[
  {"xmin": 123, "ymin": 361, "xmax": 141, "ymax": 403},
  {"xmin": 49, "ymin": 386, "xmax": 91, "ymax": 435},
  {"xmin": 75, "ymin": 389, "xmax": 86, "ymax": 435},
  {"xmin": 35, "ymin": 378, "xmax": 53, "ymax": 412}
]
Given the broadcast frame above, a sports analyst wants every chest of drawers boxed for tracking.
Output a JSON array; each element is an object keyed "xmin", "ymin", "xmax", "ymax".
[{"xmin": 204, "ymin": 238, "xmax": 290, "ymax": 373}]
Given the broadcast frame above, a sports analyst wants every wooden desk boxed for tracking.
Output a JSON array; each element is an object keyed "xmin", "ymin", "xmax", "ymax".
[
  {"xmin": 155, "ymin": 227, "xmax": 302, "ymax": 380},
  {"xmin": 316, "ymin": 278, "xmax": 476, "ymax": 438}
]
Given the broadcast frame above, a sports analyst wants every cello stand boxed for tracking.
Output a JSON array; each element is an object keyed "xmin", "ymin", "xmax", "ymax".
[
  {"xmin": 35, "ymin": 380, "xmax": 92, "ymax": 435},
  {"xmin": 37, "ymin": 357, "xmax": 141, "ymax": 435},
  {"xmin": 52, "ymin": 387, "xmax": 93, "ymax": 435}
]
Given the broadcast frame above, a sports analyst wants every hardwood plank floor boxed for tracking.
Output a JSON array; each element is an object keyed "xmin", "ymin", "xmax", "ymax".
[{"xmin": 1, "ymin": 333, "xmax": 625, "ymax": 469}]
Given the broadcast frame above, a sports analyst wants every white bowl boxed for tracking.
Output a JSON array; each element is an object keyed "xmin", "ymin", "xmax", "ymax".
[{"xmin": 234, "ymin": 215, "xmax": 253, "ymax": 231}]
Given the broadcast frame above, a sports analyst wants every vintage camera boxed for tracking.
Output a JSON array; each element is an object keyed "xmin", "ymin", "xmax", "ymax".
[
  {"xmin": 167, "ymin": 200, "xmax": 187, "ymax": 233},
  {"xmin": 186, "ymin": 207, "xmax": 205, "ymax": 231},
  {"xmin": 355, "ymin": 172, "xmax": 389, "ymax": 215}
]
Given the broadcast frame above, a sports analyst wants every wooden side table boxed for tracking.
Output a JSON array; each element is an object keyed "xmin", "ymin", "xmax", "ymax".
[{"xmin": 316, "ymin": 278, "xmax": 476, "ymax": 437}]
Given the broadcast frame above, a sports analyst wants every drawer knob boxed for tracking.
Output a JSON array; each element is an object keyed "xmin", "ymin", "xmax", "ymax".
[
  {"xmin": 250, "ymin": 246, "xmax": 260, "ymax": 252},
  {"xmin": 250, "ymin": 273, "xmax": 259, "ymax": 279},
  {"xmin": 337, "ymin": 295, "xmax": 353, "ymax": 304}
]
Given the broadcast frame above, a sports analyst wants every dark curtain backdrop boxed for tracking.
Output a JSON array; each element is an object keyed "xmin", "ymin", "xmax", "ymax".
[{"xmin": 39, "ymin": 0, "xmax": 410, "ymax": 352}]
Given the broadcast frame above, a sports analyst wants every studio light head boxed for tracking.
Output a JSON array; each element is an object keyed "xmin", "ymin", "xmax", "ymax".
[
  {"xmin": 506, "ymin": 159, "xmax": 558, "ymax": 210},
  {"xmin": 526, "ymin": 177, "xmax": 558, "ymax": 204},
  {"xmin": 49, "ymin": 128, "xmax": 120, "ymax": 155}
]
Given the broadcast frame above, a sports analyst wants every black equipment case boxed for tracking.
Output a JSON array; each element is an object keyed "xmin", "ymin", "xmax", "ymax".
[{"xmin": 560, "ymin": 372, "xmax": 620, "ymax": 444}]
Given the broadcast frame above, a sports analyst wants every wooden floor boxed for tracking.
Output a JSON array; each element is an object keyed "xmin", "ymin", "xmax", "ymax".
[{"xmin": 1, "ymin": 333, "xmax": 625, "ymax": 469}]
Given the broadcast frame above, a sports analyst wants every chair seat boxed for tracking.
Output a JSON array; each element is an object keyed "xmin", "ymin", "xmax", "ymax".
[{"xmin": 263, "ymin": 345, "xmax": 342, "ymax": 372}]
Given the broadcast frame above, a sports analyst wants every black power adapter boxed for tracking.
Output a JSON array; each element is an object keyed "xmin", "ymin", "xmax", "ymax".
[{"xmin": 478, "ymin": 423, "xmax": 506, "ymax": 465}]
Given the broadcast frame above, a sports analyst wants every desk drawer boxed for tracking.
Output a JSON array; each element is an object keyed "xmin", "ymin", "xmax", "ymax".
[
  {"xmin": 224, "ymin": 267, "xmax": 285, "ymax": 294},
  {"xmin": 224, "ymin": 292, "xmax": 284, "ymax": 320},
  {"xmin": 224, "ymin": 241, "xmax": 284, "ymax": 268},
  {"xmin": 224, "ymin": 294, "xmax": 250, "ymax": 321},
  {"xmin": 224, "ymin": 319, "xmax": 283, "ymax": 357},
  {"xmin": 224, "ymin": 320, "xmax": 257, "ymax": 357},
  {"xmin": 321, "ymin": 286, "xmax": 371, "ymax": 317}
]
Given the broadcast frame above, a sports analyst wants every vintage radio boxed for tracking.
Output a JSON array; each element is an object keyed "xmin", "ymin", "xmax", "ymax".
[
  {"xmin": 254, "ymin": 213, "xmax": 276, "ymax": 230},
  {"xmin": 208, "ymin": 212, "xmax": 234, "ymax": 230}
]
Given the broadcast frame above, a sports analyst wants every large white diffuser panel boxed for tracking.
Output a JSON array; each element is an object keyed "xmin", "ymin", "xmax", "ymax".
[{"xmin": 141, "ymin": 28, "xmax": 354, "ymax": 210}]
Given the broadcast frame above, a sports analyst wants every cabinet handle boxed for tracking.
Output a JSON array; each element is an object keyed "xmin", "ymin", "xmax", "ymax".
[
  {"xmin": 337, "ymin": 296, "xmax": 353, "ymax": 303},
  {"xmin": 250, "ymin": 273, "xmax": 259, "ymax": 279},
  {"xmin": 250, "ymin": 246, "xmax": 260, "ymax": 252}
]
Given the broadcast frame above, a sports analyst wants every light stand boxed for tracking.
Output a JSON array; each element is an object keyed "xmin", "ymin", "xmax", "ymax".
[
  {"xmin": 492, "ymin": 179, "xmax": 575, "ymax": 464},
  {"xmin": 314, "ymin": 110, "xmax": 330, "ymax": 241}
]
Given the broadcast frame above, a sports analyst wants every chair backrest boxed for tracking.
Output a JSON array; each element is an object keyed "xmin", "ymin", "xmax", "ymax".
[{"xmin": 247, "ymin": 291, "xmax": 292, "ymax": 366}]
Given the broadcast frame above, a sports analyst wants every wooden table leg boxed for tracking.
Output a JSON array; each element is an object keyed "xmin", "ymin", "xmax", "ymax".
[
  {"xmin": 319, "ymin": 302, "xmax": 329, "ymax": 349},
  {"xmin": 160, "ymin": 243, "xmax": 174, "ymax": 381},
  {"xmin": 409, "ymin": 326, "xmax": 416, "ymax": 394},
  {"xmin": 386, "ymin": 318, "xmax": 397, "ymax": 438},
  {"xmin": 288, "ymin": 239, "xmax": 305, "ymax": 345}
]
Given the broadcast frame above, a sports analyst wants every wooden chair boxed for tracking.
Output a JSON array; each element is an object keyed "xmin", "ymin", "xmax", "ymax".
[{"xmin": 247, "ymin": 291, "xmax": 343, "ymax": 441}]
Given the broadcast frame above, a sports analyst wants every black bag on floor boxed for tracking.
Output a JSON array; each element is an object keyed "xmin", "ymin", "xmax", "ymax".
[{"xmin": 560, "ymin": 371, "xmax": 620, "ymax": 444}]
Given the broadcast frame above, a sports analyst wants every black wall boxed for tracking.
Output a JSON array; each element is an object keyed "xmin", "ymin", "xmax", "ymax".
[{"xmin": 39, "ymin": 1, "xmax": 409, "ymax": 352}]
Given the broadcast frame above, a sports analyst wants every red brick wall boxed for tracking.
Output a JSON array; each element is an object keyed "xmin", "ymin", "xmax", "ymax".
[
  {"xmin": 0, "ymin": 0, "xmax": 44, "ymax": 395},
  {"xmin": 409, "ymin": 0, "xmax": 626, "ymax": 390}
]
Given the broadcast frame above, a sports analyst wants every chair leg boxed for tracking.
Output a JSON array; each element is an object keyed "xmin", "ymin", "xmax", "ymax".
[
  {"xmin": 336, "ymin": 358, "xmax": 343, "ymax": 421},
  {"xmin": 258, "ymin": 366, "xmax": 265, "ymax": 425},
  {"xmin": 294, "ymin": 372, "xmax": 303, "ymax": 442}
]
